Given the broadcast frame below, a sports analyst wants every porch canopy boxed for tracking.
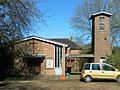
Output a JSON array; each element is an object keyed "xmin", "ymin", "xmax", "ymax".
[
  {"xmin": 22, "ymin": 54, "xmax": 45, "ymax": 60},
  {"xmin": 65, "ymin": 54, "xmax": 94, "ymax": 58}
]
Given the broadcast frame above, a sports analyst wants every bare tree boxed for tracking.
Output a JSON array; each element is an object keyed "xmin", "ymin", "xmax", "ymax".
[
  {"xmin": 0, "ymin": 0, "xmax": 46, "ymax": 78},
  {"xmin": 70, "ymin": 0, "xmax": 120, "ymax": 49},
  {"xmin": 0, "ymin": 0, "xmax": 45, "ymax": 45}
]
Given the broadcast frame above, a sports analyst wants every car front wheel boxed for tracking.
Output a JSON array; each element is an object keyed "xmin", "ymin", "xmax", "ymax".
[
  {"xmin": 116, "ymin": 76, "xmax": 120, "ymax": 83},
  {"xmin": 84, "ymin": 76, "xmax": 92, "ymax": 83}
]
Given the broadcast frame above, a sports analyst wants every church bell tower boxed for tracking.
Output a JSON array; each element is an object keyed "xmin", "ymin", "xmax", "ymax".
[{"xmin": 90, "ymin": 12, "xmax": 112, "ymax": 62}]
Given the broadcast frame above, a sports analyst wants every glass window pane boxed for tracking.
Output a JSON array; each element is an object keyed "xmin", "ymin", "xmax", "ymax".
[
  {"xmin": 102, "ymin": 64, "xmax": 115, "ymax": 71},
  {"xmin": 100, "ymin": 17, "xmax": 105, "ymax": 22},
  {"xmin": 99, "ymin": 17, "xmax": 105, "ymax": 31},
  {"xmin": 85, "ymin": 64, "xmax": 90, "ymax": 70},
  {"xmin": 92, "ymin": 64, "xmax": 100, "ymax": 70},
  {"xmin": 55, "ymin": 46, "xmax": 62, "ymax": 67}
]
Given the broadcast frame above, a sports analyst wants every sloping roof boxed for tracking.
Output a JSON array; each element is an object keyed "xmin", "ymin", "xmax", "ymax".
[
  {"xmin": 23, "ymin": 54, "xmax": 45, "ymax": 60},
  {"xmin": 65, "ymin": 54, "xmax": 94, "ymax": 58},
  {"xmin": 90, "ymin": 12, "xmax": 112, "ymax": 19},
  {"xmin": 17, "ymin": 36, "xmax": 68, "ymax": 47},
  {"xmin": 49, "ymin": 38, "xmax": 81, "ymax": 50}
]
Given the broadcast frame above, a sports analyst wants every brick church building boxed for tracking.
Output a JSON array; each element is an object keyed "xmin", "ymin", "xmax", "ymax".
[{"xmin": 14, "ymin": 12, "xmax": 112, "ymax": 76}]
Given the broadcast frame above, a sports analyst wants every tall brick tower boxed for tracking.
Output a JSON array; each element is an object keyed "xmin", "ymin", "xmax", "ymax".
[{"xmin": 90, "ymin": 12, "xmax": 112, "ymax": 62}]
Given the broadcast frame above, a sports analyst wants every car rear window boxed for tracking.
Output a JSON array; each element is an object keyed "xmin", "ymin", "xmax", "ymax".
[
  {"xmin": 92, "ymin": 64, "xmax": 100, "ymax": 70},
  {"xmin": 84, "ymin": 64, "xmax": 90, "ymax": 70}
]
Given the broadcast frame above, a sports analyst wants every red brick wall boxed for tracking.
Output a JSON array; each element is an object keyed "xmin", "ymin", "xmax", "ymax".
[
  {"xmin": 93, "ymin": 15, "xmax": 111, "ymax": 62},
  {"xmin": 15, "ymin": 39, "xmax": 55, "ymax": 75},
  {"xmin": 70, "ymin": 49, "xmax": 81, "ymax": 55},
  {"xmin": 15, "ymin": 39, "xmax": 68, "ymax": 75}
]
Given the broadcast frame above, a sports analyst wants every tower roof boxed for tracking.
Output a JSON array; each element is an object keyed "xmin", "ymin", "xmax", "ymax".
[{"xmin": 90, "ymin": 12, "xmax": 112, "ymax": 19}]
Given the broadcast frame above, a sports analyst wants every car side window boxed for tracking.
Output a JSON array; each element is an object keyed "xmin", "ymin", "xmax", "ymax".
[
  {"xmin": 84, "ymin": 64, "xmax": 90, "ymax": 70},
  {"xmin": 102, "ymin": 64, "xmax": 115, "ymax": 71},
  {"xmin": 92, "ymin": 64, "xmax": 100, "ymax": 70}
]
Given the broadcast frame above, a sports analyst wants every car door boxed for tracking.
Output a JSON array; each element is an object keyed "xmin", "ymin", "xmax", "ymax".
[
  {"xmin": 101, "ymin": 63, "xmax": 116, "ymax": 79},
  {"xmin": 91, "ymin": 64, "xmax": 103, "ymax": 79}
]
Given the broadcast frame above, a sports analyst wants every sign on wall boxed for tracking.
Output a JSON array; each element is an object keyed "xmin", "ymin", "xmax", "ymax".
[{"xmin": 46, "ymin": 59, "xmax": 53, "ymax": 68}]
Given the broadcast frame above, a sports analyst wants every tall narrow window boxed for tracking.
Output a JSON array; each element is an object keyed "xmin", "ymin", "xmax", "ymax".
[
  {"xmin": 55, "ymin": 46, "xmax": 58, "ymax": 67},
  {"xmin": 55, "ymin": 46, "xmax": 62, "ymax": 67},
  {"xmin": 99, "ymin": 17, "xmax": 105, "ymax": 31}
]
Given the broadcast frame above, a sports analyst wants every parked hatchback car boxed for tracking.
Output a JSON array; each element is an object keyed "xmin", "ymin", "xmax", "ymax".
[{"xmin": 81, "ymin": 63, "xmax": 120, "ymax": 82}]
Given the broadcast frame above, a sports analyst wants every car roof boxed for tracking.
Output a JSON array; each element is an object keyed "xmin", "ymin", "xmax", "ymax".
[
  {"xmin": 84, "ymin": 63, "xmax": 114, "ymax": 67},
  {"xmin": 85, "ymin": 63, "xmax": 107, "ymax": 65}
]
